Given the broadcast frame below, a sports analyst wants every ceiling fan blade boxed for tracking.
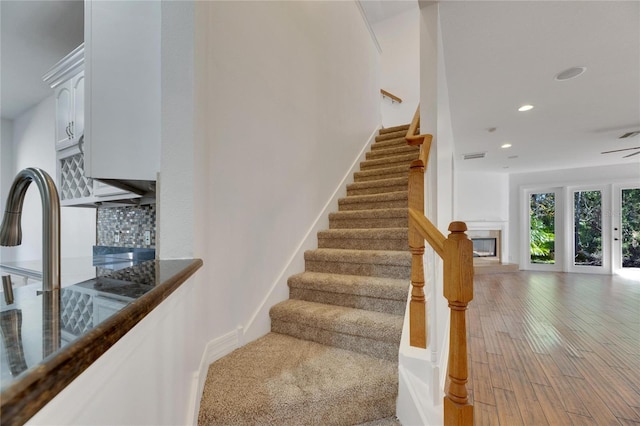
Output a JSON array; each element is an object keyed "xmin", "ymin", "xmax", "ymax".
[
  {"xmin": 622, "ymin": 150, "xmax": 640, "ymax": 158},
  {"xmin": 601, "ymin": 146, "xmax": 640, "ymax": 154}
]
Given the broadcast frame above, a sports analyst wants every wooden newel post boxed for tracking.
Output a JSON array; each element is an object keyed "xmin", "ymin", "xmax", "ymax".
[
  {"xmin": 443, "ymin": 221, "xmax": 474, "ymax": 425},
  {"xmin": 408, "ymin": 159, "xmax": 426, "ymax": 348}
]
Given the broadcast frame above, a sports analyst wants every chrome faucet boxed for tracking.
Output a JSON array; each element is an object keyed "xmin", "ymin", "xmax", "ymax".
[{"xmin": 0, "ymin": 168, "xmax": 61, "ymax": 291}]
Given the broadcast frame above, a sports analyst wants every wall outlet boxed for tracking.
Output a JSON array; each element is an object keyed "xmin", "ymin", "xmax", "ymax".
[
  {"xmin": 144, "ymin": 230, "xmax": 151, "ymax": 246},
  {"xmin": 114, "ymin": 232, "xmax": 120, "ymax": 243}
]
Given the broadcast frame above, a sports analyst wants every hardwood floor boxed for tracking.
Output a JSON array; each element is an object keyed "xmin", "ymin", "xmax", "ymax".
[{"xmin": 468, "ymin": 271, "xmax": 640, "ymax": 426}]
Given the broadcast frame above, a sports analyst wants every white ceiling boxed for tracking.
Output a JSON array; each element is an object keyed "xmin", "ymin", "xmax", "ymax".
[
  {"xmin": 438, "ymin": 1, "xmax": 640, "ymax": 174},
  {"xmin": 1, "ymin": 0, "xmax": 83, "ymax": 120}
]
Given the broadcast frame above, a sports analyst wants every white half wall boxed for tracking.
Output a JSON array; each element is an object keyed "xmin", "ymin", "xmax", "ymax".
[
  {"xmin": 373, "ymin": 6, "xmax": 420, "ymax": 127},
  {"xmin": 2, "ymin": 97, "xmax": 95, "ymax": 263}
]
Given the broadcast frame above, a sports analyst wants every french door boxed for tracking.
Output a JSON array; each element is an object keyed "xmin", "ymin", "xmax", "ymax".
[
  {"xmin": 525, "ymin": 188, "xmax": 563, "ymax": 271},
  {"xmin": 524, "ymin": 184, "xmax": 639, "ymax": 275},
  {"xmin": 568, "ymin": 186, "xmax": 609, "ymax": 274},
  {"xmin": 613, "ymin": 184, "xmax": 640, "ymax": 274}
]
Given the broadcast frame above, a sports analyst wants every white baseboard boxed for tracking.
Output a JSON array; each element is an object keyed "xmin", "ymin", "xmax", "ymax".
[
  {"xmin": 187, "ymin": 327, "xmax": 241, "ymax": 425},
  {"xmin": 398, "ymin": 364, "xmax": 443, "ymax": 426},
  {"xmin": 240, "ymin": 126, "xmax": 381, "ymax": 344}
]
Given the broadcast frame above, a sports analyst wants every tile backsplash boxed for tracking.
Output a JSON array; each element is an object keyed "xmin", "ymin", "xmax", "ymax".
[{"xmin": 97, "ymin": 204, "xmax": 156, "ymax": 248}]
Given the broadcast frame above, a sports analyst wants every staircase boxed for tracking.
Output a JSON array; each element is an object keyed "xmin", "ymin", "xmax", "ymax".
[{"xmin": 198, "ymin": 124, "xmax": 418, "ymax": 425}]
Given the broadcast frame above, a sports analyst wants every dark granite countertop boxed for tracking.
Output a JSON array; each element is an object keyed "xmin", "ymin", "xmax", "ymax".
[{"xmin": 0, "ymin": 258, "xmax": 203, "ymax": 426}]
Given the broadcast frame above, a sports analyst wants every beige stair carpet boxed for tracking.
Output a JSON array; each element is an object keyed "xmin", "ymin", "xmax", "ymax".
[{"xmin": 198, "ymin": 124, "xmax": 415, "ymax": 425}]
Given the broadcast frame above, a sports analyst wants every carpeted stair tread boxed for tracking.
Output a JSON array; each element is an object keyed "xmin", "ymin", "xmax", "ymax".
[
  {"xmin": 366, "ymin": 144, "xmax": 419, "ymax": 160},
  {"xmin": 305, "ymin": 248, "xmax": 411, "ymax": 266},
  {"xmin": 339, "ymin": 191, "xmax": 408, "ymax": 211},
  {"xmin": 317, "ymin": 228, "xmax": 408, "ymax": 251},
  {"xmin": 371, "ymin": 137, "xmax": 411, "ymax": 151},
  {"xmin": 198, "ymin": 333, "xmax": 398, "ymax": 425},
  {"xmin": 289, "ymin": 271, "xmax": 408, "ymax": 302},
  {"xmin": 329, "ymin": 208, "xmax": 408, "ymax": 229},
  {"xmin": 375, "ymin": 130, "xmax": 407, "ymax": 142},
  {"xmin": 354, "ymin": 164, "xmax": 411, "ymax": 182},
  {"xmin": 379, "ymin": 124, "xmax": 410, "ymax": 134},
  {"xmin": 270, "ymin": 301, "xmax": 403, "ymax": 361},
  {"xmin": 271, "ymin": 299, "xmax": 403, "ymax": 342},
  {"xmin": 347, "ymin": 176, "xmax": 409, "ymax": 196},
  {"xmin": 360, "ymin": 152, "xmax": 419, "ymax": 171},
  {"xmin": 358, "ymin": 417, "xmax": 402, "ymax": 426}
]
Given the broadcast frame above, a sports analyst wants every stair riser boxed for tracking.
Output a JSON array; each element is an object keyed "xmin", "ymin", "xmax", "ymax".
[
  {"xmin": 360, "ymin": 158, "xmax": 416, "ymax": 171},
  {"xmin": 271, "ymin": 320, "xmax": 399, "ymax": 361},
  {"xmin": 318, "ymin": 237, "xmax": 408, "ymax": 251},
  {"xmin": 329, "ymin": 217, "xmax": 408, "ymax": 229},
  {"xmin": 379, "ymin": 124, "xmax": 409, "ymax": 134},
  {"xmin": 375, "ymin": 131, "xmax": 406, "ymax": 142},
  {"xmin": 347, "ymin": 184, "xmax": 407, "ymax": 196},
  {"xmin": 354, "ymin": 170, "xmax": 409, "ymax": 183},
  {"xmin": 366, "ymin": 146, "xmax": 419, "ymax": 160},
  {"xmin": 371, "ymin": 139, "xmax": 408, "ymax": 151},
  {"xmin": 290, "ymin": 288, "xmax": 406, "ymax": 315},
  {"xmin": 305, "ymin": 259, "xmax": 410, "ymax": 279},
  {"xmin": 339, "ymin": 199, "xmax": 408, "ymax": 211}
]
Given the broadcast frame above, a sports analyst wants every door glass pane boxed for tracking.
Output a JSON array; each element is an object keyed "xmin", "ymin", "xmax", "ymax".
[
  {"xmin": 573, "ymin": 190, "xmax": 602, "ymax": 267},
  {"xmin": 530, "ymin": 193, "xmax": 555, "ymax": 264},
  {"xmin": 622, "ymin": 188, "xmax": 640, "ymax": 268}
]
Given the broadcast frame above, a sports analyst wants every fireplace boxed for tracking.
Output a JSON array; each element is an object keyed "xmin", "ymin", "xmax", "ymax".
[
  {"xmin": 472, "ymin": 238, "xmax": 497, "ymax": 258},
  {"xmin": 466, "ymin": 228, "xmax": 502, "ymax": 265}
]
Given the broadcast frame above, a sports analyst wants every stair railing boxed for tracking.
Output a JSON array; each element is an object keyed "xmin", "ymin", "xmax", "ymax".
[
  {"xmin": 380, "ymin": 89, "xmax": 403, "ymax": 104},
  {"xmin": 405, "ymin": 105, "xmax": 474, "ymax": 425}
]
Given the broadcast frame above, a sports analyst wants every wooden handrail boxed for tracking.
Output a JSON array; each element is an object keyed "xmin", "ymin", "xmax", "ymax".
[
  {"xmin": 408, "ymin": 208, "xmax": 444, "ymax": 257},
  {"xmin": 380, "ymin": 89, "xmax": 402, "ymax": 103},
  {"xmin": 406, "ymin": 104, "xmax": 474, "ymax": 425}
]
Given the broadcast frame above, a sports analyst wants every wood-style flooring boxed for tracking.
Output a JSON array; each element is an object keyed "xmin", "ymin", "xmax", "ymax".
[{"xmin": 468, "ymin": 271, "xmax": 640, "ymax": 425}]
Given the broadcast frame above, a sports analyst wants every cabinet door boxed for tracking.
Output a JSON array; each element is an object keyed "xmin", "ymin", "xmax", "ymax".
[
  {"xmin": 84, "ymin": 0, "xmax": 160, "ymax": 180},
  {"xmin": 71, "ymin": 72, "xmax": 85, "ymax": 144},
  {"xmin": 54, "ymin": 83, "xmax": 73, "ymax": 150}
]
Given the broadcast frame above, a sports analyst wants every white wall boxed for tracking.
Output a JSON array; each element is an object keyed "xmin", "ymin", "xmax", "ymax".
[
  {"xmin": 1, "ymin": 97, "xmax": 95, "ymax": 263},
  {"xmin": 373, "ymin": 6, "xmax": 420, "ymax": 127},
  {"xmin": 205, "ymin": 0, "xmax": 380, "ymax": 340},
  {"xmin": 508, "ymin": 163, "xmax": 640, "ymax": 265},
  {"xmin": 1, "ymin": 118, "xmax": 15, "ymax": 263},
  {"xmin": 455, "ymin": 171, "xmax": 509, "ymax": 222}
]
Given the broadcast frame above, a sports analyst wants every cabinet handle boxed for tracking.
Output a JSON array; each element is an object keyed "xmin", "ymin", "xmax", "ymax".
[
  {"xmin": 70, "ymin": 121, "xmax": 74, "ymax": 138},
  {"xmin": 65, "ymin": 124, "xmax": 71, "ymax": 138}
]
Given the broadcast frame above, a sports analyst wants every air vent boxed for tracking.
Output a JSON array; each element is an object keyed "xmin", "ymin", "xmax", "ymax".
[
  {"xmin": 463, "ymin": 152, "xmax": 487, "ymax": 160},
  {"xmin": 619, "ymin": 131, "xmax": 640, "ymax": 139}
]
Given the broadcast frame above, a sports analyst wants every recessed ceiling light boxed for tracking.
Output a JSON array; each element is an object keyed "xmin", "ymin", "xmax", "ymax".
[
  {"xmin": 555, "ymin": 66, "xmax": 586, "ymax": 81},
  {"xmin": 501, "ymin": 143, "xmax": 512, "ymax": 149},
  {"xmin": 518, "ymin": 105, "xmax": 534, "ymax": 112}
]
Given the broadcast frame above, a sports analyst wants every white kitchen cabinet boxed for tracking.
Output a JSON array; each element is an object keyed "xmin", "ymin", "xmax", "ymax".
[
  {"xmin": 84, "ymin": 0, "xmax": 161, "ymax": 181},
  {"xmin": 44, "ymin": 44, "xmax": 85, "ymax": 151},
  {"xmin": 45, "ymin": 44, "xmax": 141, "ymax": 207}
]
